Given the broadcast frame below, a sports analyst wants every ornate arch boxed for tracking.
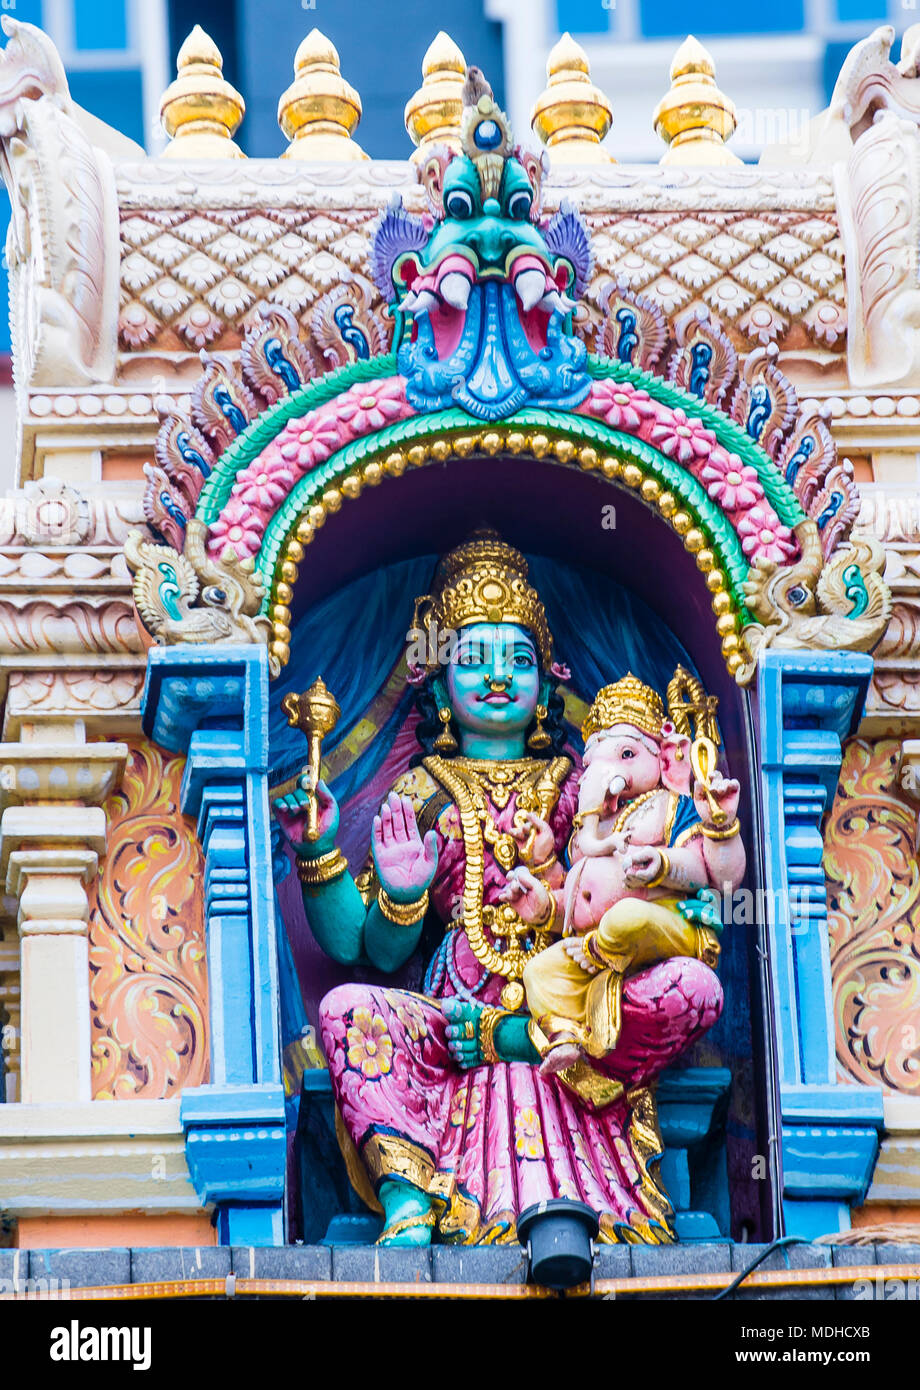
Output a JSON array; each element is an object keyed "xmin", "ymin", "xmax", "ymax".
[{"xmin": 125, "ymin": 73, "xmax": 890, "ymax": 683}]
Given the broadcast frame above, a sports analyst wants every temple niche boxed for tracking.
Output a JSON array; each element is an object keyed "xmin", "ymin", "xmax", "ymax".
[{"xmin": 0, "ymin": 12, "xmax": 917, "ymax": 1300}]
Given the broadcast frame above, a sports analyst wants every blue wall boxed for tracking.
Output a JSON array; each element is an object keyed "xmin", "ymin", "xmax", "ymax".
[{"xmin": 229, "ymin": 0, "xmax": 504, "ymax": 159}]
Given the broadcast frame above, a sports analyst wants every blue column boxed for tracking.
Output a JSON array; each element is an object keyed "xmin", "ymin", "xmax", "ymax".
[
  {"xmin": 757, "ymin": 650, "xmax": 884, "ymax": 1238},
  {"xmin": 142, "ymin": 645, "xmax": 286, "ymax": 1246}
]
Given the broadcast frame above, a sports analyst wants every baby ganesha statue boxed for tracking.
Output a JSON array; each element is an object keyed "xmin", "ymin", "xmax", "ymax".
[{"xmin": 274, "ymin": 534, "xmax": 741, "ymax": 1246}]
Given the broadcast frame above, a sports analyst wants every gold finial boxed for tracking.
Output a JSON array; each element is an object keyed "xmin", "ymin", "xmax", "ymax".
[
  {"xmin": 653, "ymin": 36, "xmax": 741, "ymax": 165},
  {"xmin": 277, "ymin": 29, "xmax": 367, "ymax": 161},
  {"xmin": 531, "ymin": 32, "xmax": 614, "ymax": 164},
  {"xmin": 405, "ymin": 31, "xmax": 467, "ymax": 161},
  {"xmin": 159, "ymin": 25, "xmax": 245, "ymax": 158}
]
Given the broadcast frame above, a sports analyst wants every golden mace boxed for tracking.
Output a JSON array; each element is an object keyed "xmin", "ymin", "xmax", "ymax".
[
  {"xmin": 690, "ymin": 735, "xmax": 729, "ymax": 827},
  {"xmin": 281, "ymin": 677, "xmax": 341, "ymax": 840}
]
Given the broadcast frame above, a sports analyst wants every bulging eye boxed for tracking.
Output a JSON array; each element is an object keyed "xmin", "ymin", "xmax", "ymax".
[
  {"xmin": 508, "ymin": 190, "xmax": 532, "ymax": 221},
  {"xmin": 621, "ymin": 748, "xmax": 635, "ymax": 759},
  {"xmin": 787, "ymin": 585, "xmax": 808, "ymax": 606},
  {"xmin": 202, "ymin": 585, "xmax": 228, "ymax": 607},
  {"xmin": 445, "ymin": 189, "xmax": 473, "ymax": 219}
]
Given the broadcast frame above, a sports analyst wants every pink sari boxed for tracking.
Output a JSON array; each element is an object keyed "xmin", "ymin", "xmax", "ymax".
[{"xmin": 319, "ymin": 766, "xmax": 722, "ymax": 1243}]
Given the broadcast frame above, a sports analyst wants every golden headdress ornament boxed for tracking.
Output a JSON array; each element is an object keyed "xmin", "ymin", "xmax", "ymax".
[
  {"xmin": 460, "ymin": 67, "xmax": 514, "ymax": 203},
  {"xmin": 582, "ymin": 673, "xmax": 666, "ymax": 742},
  {"xmin": 413, "ymin": 529, "xmax": 554, "ymax": 671}
]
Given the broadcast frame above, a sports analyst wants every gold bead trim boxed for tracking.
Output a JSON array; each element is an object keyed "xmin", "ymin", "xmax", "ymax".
[{"xmin": 267, "ymin": 429, "xmax": 751, "ymax": 680}]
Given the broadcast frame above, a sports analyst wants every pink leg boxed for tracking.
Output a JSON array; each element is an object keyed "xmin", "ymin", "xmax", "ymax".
[{"xmin": 602, "ymin": 958, "xmax": 723, "ymax": 1088}]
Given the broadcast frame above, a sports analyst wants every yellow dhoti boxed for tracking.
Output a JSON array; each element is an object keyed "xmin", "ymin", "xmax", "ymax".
[{"xmin": 524, "ymin": 895, "xmax": 720, "ymax": 1060}]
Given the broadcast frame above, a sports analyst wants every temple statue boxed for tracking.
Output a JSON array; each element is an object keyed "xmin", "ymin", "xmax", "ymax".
[{"xmin": 274, "ymin": 534, "xmax": 728, "ymax": 1245}]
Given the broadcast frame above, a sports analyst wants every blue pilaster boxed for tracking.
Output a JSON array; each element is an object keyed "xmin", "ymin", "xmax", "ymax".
[
  {"xmin": 142, "ymin": 645, "xmax": 285, "ymax": 1245},
  {"xmin": 757, "ymin": 650, "xmax": 884, "ymax": 1236}
]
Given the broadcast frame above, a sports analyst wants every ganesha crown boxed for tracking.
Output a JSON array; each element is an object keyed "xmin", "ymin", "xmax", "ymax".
[{"xmin": 583, "ymin": 673, "xmax": 666, "ymax": 742}]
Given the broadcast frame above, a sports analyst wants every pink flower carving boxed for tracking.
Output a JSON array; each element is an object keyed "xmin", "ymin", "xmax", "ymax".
[
  {"xmin": 207, "ymin": 499, "xmax": 262, "ymax": 558},
  {"xmin": 737, "ymin": 505, "xmax": 796, "ymax": 565},
  {"xmin": 649, "ymin": 407, "xmax": 716, "ymax": 465},
  {"xmin": 279, "ymin": 412, "xmax": 343, "ymax": 470},
  {"xmin": 700, "ymin": 452, "xmax": 764, "ymax": 511},
  {"xmin": 585, "ymin": 381, "xmax": 656, "ymax": 432},
  {"xmin": 231, "ymin": 462, "xmax": 295, "ymax": 510},
  {"xmin": 335, "ymin": 379, "xmax": 406, "ymax": 436}
]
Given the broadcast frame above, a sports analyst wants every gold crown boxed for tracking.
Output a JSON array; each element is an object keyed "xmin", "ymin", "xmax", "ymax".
[
  {"xmin": 416, "ymin": 530, "xmax": 553, "ymax": 669},
  {"xmin": 582, "ymin": 673, "xmax": 666, "ymax": 742}
]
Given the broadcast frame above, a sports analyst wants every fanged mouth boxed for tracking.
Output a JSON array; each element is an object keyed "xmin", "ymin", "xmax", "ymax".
[{"xmin": 399, "ymin": 251, "xmax": 575, "ymax": 358}]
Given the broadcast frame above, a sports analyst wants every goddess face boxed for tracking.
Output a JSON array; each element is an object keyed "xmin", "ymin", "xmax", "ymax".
[{"xmin": 444, "ymin": 622, "xmax": 541, "ymax": 741}]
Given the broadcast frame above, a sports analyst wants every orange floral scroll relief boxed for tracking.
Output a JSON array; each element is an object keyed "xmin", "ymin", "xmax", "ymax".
[
  {"xmin": 824, "ymin": 737, "xmax": 920, "ymax": 1095},
  {"xmin": 89, "ymin": 737, "xmax": 209, "ymax": 1098}
]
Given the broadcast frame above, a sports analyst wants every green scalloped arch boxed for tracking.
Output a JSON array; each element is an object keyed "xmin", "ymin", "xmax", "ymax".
[
  {"xmin": 254, "ymin": 408, "xmax": 756, "ymax": 626},
  {"xmin": 193, "ymin": 350, "xmax": 806, "ymax": 536},
  {"xmin": 195, "ymin": 352, "xmax": 398, "ymax": 525}
]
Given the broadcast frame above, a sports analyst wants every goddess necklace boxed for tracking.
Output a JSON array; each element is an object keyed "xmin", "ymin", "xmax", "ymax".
[{"xmin": 424, "ymin": 754, "xmax": 571, "ymax": 1009}]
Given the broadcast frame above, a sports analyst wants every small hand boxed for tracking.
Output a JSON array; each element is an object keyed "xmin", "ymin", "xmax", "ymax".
[
  {"xmin": 496, "ymin": 865, "xmax": 552, "ymax": 925},
  {"xmin": 694, "ymin": 771, "xmax": 740, "ymax": 826},
  {"xmin": 372, "ymin": 791, "xmax": 438, "ymax": 903},
  {"xmin": 622, "ymin": 844, "xmax": 663, "ymax": 888},
  {"xmin": 442, "ymin": 997, "xmax": 484, "ymax": 1070},
  {"xmin": 273, "ymin": 773, "xmax": 339, "ymax": 855},
  {"xmin": 511, "ymin": 810, "xmax": 554, "ymax": 866}
]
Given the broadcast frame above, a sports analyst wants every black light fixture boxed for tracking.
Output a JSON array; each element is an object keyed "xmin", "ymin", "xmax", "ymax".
[{"xmin": 517, "ymin": 1199, "xmax": 600, "ymax": 1290}]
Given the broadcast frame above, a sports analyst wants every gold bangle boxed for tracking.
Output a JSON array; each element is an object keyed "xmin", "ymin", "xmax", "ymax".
[
  {"xmin": 644, "ymin": 849, "xmax": 671, "ymax": 889},
  {"xmin": 297, "ymin": 848, "xmax": 348, "ymax": 886},
  {"xmin": 531, "ymin": 854, "xmax": 558, "ymax": 879},
  {"xmin": 700, "ymin": 819, "xmax": 741, "ymax": 841},
  {"xmin": 531, "ymin": 886, "xmax": 555, "ymax": 928},
  {"xmin": 377, "ymin": 886, "xmax": 429, "ymax": 926},
  {"xmin": 479, "ymin": 1005, "xmax": 507, "ymax": 1063},
  {"xmin": 583, "ymin": 930, "xmax": 609, "ymax": 969}
]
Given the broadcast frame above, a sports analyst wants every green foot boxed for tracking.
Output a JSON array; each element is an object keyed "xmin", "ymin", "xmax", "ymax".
[{"xmin": 376, "ymin": 1179, "xmax": 435, "ymax": 1246}]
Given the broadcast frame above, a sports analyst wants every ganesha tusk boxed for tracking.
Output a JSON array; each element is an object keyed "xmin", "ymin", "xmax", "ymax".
[{"xmin": 513, "ymin": 267, "xmax": 547, "ymax": 312}]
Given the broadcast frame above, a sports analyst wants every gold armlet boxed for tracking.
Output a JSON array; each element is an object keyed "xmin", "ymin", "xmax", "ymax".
[
  {"xmin": 479, "ymin": 1006, "xmax": 507, "ymax": 1064},
  {"xmin": 377, "ymin": 886, "xmax": 429, "ymax": 926},
  {"xmin": 644, "ymin": 849, "xmax": 671, "ymax": 889},
  {"xmin": 531, "ymin": 854, "xmax": 558, "ymax": 879},
  {"xmin": 297, "ymin": 848, "xmax": 348, "ymax": 886},
  {"xmin": 700, "ymin": 819, "xmax": 741, "ymax": 841}
]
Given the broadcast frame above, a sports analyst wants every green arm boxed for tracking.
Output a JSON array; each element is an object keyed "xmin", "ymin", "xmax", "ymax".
[
  {"xmin": 364, "ymin": 902, "xmax": 425, "ymax": 973},
  {"xmin": 495, "ymin": 1013, "xmax": 541, "ymax": 1064},
  {"xmin": 278, "ymin": 780, "xmax": 433, "ymax": 974},
  {"xmin": 299, "ymin": 879, "xmax": 425, "ymax": 973},
  {"xmin": 299, "ymin": 872, "xmax": 368, "ymax": 966}
]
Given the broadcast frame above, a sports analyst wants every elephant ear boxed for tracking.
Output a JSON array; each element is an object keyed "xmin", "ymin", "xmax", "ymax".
[{"xmin": 660, "ymin": 729, "xmax": 693, "ymax": 796}]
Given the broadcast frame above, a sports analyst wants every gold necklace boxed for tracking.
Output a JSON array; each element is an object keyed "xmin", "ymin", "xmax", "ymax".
[{"xmin": 424, "ymin": 754, "xmax": 571, "ymax": 1009}]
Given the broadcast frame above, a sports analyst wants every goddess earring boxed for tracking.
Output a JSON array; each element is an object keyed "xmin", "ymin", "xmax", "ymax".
[
  {"xmin": 434, "ymin": 706, "xmax": 458, "ymax": 754},
  {"xmin": 528, "ymin": 703, "xmax": 551, "ymax": 751}
]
